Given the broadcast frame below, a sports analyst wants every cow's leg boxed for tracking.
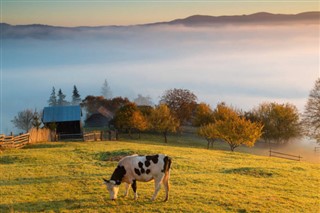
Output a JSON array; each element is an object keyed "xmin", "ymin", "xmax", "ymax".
[
  {"xmin": 131, "ymin": 180, "xmax": 138, "ymax": 200},
  {"xmin": 124, "ymin": 183, "xmax": 131, "ymax": 197},
  {"xmin": 163, "ymin": 171, "xmax": 170, "ymax": 201},
  {"xmin": 151, "ymin": 175, "xmax": 164, "ymax": 201}
]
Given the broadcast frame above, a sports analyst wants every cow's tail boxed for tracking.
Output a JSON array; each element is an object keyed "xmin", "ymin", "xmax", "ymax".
[{"xmin": 164, "ymin": 156, "xmax": 172, "ymax": 177}]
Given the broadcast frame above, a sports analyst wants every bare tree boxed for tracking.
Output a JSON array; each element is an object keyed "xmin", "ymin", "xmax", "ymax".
[
  {"xmin": 11, "ymin": 109, "xmax": 35, "ymax": 132},
  {"xmin": 303, "ymin": 78, "xmax": 320, "ymax": 143}
]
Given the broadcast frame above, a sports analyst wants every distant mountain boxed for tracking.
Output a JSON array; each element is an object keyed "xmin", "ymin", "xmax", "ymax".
[
  {"xmin": 156, "ymin": 11, "xmax": 320, "ymax": 26},
  {"xmin": 1, "ymin": 12, "xmax": 319, "ymax": 39}
]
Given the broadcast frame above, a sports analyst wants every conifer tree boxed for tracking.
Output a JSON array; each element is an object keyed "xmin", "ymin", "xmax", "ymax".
[
  {"xmin": 57, "ymin": 89, "xmax": 69, "ymax": 106},
  {"xmin": 72, "ymin": 85, "xmax": 81, "ymax": 105},
  {"xmin": 48, "ymin": 87, "xmax": 57, "ymax": 106}
]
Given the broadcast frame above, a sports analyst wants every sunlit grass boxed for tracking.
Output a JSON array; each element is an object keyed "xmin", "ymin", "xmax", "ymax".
[{"xmin": 0, "ymin": 138, "xmax": 319, "ymax": 212}]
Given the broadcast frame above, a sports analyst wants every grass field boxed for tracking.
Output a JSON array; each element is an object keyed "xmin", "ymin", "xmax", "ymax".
[{"xmin": 0, "ymin": 135, "xmax": 319, "ymax": 212}]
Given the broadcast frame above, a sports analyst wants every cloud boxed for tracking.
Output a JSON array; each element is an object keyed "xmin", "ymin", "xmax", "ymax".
[{"xmin": 1, "ymin": 24, "xmax": 318, "ymax": 133}]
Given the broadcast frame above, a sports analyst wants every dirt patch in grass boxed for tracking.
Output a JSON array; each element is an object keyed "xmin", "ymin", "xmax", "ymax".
[
  {"xmin": 95, "ymin": 149, "xmax": 136, "ymax": 161},
  {"xmin": 223, "ymin": 167, "xmax": 276, "ymax": 178}
]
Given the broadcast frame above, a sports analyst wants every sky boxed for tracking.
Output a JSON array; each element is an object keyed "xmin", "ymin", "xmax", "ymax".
[
  {"xmin": 1, "ymin": 0, "xmax": 319, "ymax": 26},
  {"xmin": 0, "ymin": 1, "xmax": 319, "ymax": 134}
]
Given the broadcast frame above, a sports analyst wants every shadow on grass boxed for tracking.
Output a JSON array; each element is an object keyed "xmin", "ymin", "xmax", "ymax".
[
  {"xmin": 0, "ymin": 198, "xmax": 98, "ymax": 212},
  {"xmin": 222, "ymin": 167, "xmax": 276, "ymax": 178},
  {"xmin": 22, "ymin": 143, "xmax": 65, "ymax": 149}
]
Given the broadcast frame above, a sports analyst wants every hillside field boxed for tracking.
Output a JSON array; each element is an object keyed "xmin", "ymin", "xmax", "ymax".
[{"xmin": 0, "ymin": 137, "xmax": 319, "ymax": 213}]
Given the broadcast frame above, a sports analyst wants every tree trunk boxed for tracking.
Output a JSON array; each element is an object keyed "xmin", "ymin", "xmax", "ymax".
[{"xmin": 163, "ymin": 132, "xmax": 168, "ymax": 143}]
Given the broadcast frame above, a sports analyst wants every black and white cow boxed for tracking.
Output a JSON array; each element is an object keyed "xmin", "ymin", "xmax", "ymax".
[{"xmin": 103, "ymin": 154, "xmax": 171, "ymax": 201}]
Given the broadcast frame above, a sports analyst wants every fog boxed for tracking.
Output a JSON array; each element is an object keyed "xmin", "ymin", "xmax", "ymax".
[{"xmin": 1, "ymin": 24, "xmax": 319, "ymax": 134}]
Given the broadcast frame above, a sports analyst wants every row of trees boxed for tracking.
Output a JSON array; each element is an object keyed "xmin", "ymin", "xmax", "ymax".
[
  {"xmin": 48, "ymin": 86, "xmax": 81, "ymax": 106},
  {"xmin": 12, "ymin": 78, "xmax": 319, "ymax": 151}
]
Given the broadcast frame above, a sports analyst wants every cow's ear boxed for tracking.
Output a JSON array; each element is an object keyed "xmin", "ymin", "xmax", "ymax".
[
  {"xmin": 102, "ymin": 178, "xmax": 109, "ymax": 183},
  {"xmin": 110, "ymin": 180, "xmax": 116, "ymax": 185}
]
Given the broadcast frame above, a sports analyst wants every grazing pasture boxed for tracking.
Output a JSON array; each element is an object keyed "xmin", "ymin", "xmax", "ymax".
[{"xmin": 0, "ymin": 139, "xmax": 319, "ymax": 212}]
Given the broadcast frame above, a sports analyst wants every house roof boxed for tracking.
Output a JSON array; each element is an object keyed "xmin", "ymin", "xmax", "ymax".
[{"xmin": 42, "ymin": 105, "xmax": 81, "ymax": 123}]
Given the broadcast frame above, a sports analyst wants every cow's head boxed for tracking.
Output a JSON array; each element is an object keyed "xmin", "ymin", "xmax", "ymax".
[{"xmin": 103, "ymin": 178, "xmax": 120, "ymax": 200}]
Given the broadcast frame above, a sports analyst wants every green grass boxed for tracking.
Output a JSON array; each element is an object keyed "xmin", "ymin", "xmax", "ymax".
[{"xmin": 0, "ymin": 136, "xmax": 319, "ymax": 213}]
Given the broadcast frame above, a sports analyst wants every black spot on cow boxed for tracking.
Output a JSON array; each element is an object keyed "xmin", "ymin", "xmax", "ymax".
[
  {"xmin": 134, "ymin": 168, "xmax": 141, "ymax": 176},
  {"xmin": 111, "ymin": 165, "xmax": 126, "ymax": 185},
  {"xmin": 146, "ymin": 155, "xmax": 159, "ymax": 164},
  {"xmin": 145, "ymin": 160, "xmax": 150, "ymax": 167},
  {"xmin": 146, "ymin": 169, "xmax": 150, "ymax": 174},
  {"xmin": 141, "ymin": 168, "xmax": 145, "ymax": 174},
  {"xmin": 138, "ymin": 162, "xmax": 143, "ymax": 168}
]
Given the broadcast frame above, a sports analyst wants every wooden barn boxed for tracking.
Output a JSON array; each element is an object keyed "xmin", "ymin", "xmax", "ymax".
[{"xmin": 42, "ymin": 105, "xmax": 82, "ymax": 139}]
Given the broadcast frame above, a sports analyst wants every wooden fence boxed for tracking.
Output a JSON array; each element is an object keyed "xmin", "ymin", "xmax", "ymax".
[
  {"xmin": 0, "ymin": 133, "xmax": 30, "ymax": 149},
  {"xmin": 83, "ymin": 131, "xmax": 102, "ymax": 142},
  {"xmin": 269, "ymin": 149, "xmax": 302, "ymax": 161}
]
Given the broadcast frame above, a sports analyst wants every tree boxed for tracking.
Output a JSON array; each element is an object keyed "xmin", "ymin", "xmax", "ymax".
[
  {"xmin": 72, "ymin": 85, "xmax": 81, "ymax": 105},
  {"xmin": 160, "ymin": 88, "xmax": 197, "ymax": 125},
  {"xmin": 48, "ymin": 87, "xmax": 57, "ymax": 106},
  {"xmin": 252, "ymin": 102, "xmax": 302, "ymax": 144},
  {"xmin": 134, "ymin": 94, "xmax": 154, "ymax": 106},
  {"xmin": 149, "ymin": 104, "xmax": 180, "ymax": 143},
  {"xmin": 193, "ymin": 102, "xmax": 215, "ymax": 127},
  {"xmin": 32, "ymin": 110, "xmax": 42, "ymax": 130},
  {"xmin": 101, "ymin": 79, "xmax": 112, "ymax": 99},
  {"xmin": 198, "ymin": 104, "xmax": 263, "ymax": 151},
  {"xmin": 11, "ymin": 109, "xmax": 35, "ymax": 132},
  {"xmin": 57, "ymin": 89, "xmax": 69, "ymax": 106},
  {"xmin": 132, "ymin": 111, "xmax": 149, "ymax": 139},
  {"xmin": 114, "ymin": 103, "xmax": 138, "ymax": 137},
  {"xmin": 303, "ymin": 78, "xmax": 320, "ymax": 143}
]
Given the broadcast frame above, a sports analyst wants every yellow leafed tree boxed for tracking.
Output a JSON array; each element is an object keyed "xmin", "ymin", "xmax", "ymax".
[{"xmin": 199, "ymin": 103, "xmax": 263, "ymax": 151}]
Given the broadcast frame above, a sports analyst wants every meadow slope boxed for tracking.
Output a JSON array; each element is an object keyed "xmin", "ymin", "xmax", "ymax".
[{"xmin": 0, "ymin": 140, "xmax": 319, "ymax": 213}]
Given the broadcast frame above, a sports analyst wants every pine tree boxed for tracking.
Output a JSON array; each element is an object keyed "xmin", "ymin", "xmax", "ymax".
[
  {"xmin": 48, "ymin": 87, "xmax": 57, "ymax": 106},
  {"xmin": 101, "ymin": 79, "xmax": 112, "ymax": 99},
  {"xmin": 72, "ymin": 85, "xmax": 81, "ymax": 105},
  {"xmin": 57, "ymin": 89, "xmax": 69, "ymax": 106}
]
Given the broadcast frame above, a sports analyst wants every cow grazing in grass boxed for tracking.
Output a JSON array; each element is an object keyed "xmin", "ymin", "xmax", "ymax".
[{"xmin": 103, "ymin": 154, "xmax": 172, "ymax": 201}]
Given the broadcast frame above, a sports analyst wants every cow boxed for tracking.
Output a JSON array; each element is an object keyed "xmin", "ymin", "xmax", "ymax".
[{"xmin": 103, "ymin": 154, "xmax": 172, "ymax": 202}]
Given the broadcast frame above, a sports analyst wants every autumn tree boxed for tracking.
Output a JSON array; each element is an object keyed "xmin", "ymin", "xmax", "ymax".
[
  {"xmin": 303, "ymin": 78, "xmax": 320, "ymax": 143},
  {"xmin": 193, "ymin": 102, "xmax": 215, "ymax": 127},
  {"xmin": 198, "ymin": 103, "xmax": 263, "ymax": 151},
  {"xmin": 114, "ymin": 103, "xmax": 138, "ymax": 137},
  {"xmin": 11, "ymin": 109, "xmax": 36, "ymax": 132},
  {"xmin": 132, "ymin": 111, "xmax": 149, "ymax": 139},
  {"xmin": 149, "ymin": 104, "xmax": 180, "ymax": 143},
  {"xmin": 252, "ymin": 102, "xmax": 302, "ymax": 144},
  {"xmin": 160, "ymin": 88, "xmax": 197, "ymax": 125}
]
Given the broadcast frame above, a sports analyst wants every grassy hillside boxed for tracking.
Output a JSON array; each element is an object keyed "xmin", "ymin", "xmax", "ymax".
[{"xmin": 0, "ymin": 139, "xmax": 319, "ymax": 213}]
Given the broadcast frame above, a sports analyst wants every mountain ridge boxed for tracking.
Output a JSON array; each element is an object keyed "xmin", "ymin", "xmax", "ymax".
[{"xmin": 1, "ymin": 12, "xmax": 319, "ymax": 39}]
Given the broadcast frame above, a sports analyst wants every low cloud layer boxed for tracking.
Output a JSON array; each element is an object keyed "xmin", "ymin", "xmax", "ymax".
[{"xmin": 1, "ymin": 24, "xmax": 319, "ymax": 133}]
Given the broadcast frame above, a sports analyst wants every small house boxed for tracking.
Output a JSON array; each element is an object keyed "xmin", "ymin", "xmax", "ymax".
[{"xmin": 42, "ymin": 105, "xmax": 82, "ymax": 139}]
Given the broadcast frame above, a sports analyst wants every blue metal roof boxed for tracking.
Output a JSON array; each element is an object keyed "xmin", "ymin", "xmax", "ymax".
[{"xmin": 42, "ymin": 105, "xmax": 81, "ymax": 123}]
